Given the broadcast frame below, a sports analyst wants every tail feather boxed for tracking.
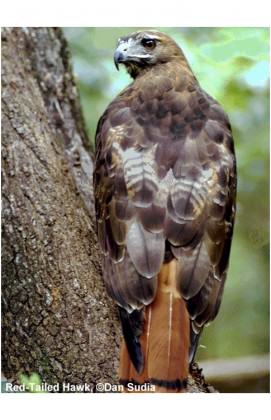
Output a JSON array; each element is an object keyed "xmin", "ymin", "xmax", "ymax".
[{"xmin": 119, "ymin": 259, "xmax": 190, "ymax": 393}]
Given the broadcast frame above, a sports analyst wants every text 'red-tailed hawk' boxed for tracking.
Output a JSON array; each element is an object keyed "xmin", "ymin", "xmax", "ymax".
[{"xmin": 94, "ymin": 30, "xmax": 237, "ymax": 392}]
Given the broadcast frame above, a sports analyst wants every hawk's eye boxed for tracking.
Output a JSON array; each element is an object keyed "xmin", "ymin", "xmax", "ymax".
[{"xmin": 141, "ymin": 38, "xmax": 156, "ymax": 49}]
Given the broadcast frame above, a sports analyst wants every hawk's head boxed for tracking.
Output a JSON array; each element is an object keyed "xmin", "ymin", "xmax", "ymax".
[{"xmin": 114, "ymin": 30, "xmax": 186, "ymax": 78}]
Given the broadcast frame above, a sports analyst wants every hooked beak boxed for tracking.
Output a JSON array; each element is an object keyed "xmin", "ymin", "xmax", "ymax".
[
  {"xmin": 114, "ymin": 46, "xmax": 128, "ymax": 71},
  {"xmin": 114, "ymin": 49, "xmax": 125, "ymax": 70},
  {"xmin": 114, "ymin": 50, "xmax": 121, "ymax": 71}
]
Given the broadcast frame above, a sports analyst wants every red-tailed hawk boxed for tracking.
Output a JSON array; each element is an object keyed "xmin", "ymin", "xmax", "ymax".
[{"xmin": 94, "ymin": 30, "xmax": 236, "ymax": 392}]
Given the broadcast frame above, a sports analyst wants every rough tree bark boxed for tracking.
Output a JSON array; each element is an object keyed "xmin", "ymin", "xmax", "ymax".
[{"xmin": 1, "ymin": 27, "xmax": 214, "ymax": 392}]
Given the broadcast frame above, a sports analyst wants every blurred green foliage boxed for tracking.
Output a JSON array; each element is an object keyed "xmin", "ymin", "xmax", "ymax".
[
  {"xmin": 64, "ymin": 27, "xmax": 269, "ymax": 361},
  {"xmin": 19, "ymin": 372, "xmax": 44, "ymax": 393}
]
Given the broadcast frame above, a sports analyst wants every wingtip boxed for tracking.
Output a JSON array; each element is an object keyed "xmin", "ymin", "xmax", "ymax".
[
  {"xmin": 130, "ymin": 343, "xmax": 144, "ymax": 374},
  {"xmin": 118, "ymin": 307, "xmax": 145, "ymax": 374}
]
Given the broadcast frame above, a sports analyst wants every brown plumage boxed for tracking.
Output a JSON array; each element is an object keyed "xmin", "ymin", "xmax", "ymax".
[{"xmin": 94, "ymin": 30, "xmax": 237, "ymax": 392}]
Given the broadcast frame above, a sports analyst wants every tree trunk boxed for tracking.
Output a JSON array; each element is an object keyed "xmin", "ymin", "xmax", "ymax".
[{"xmin": 1, "ymin": 27, "xmax": 213, "ymax": 393}]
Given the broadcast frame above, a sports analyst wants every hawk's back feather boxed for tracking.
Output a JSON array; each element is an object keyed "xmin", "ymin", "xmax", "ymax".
[{"xmin": 94, "ymin": 52, "xmax": 236, "ymax": 384}]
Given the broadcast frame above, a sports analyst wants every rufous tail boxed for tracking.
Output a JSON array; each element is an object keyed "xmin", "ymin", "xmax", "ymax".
[{"xmin": 119, "ymin": 259, "xmax": 190, "ymax": 393}]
